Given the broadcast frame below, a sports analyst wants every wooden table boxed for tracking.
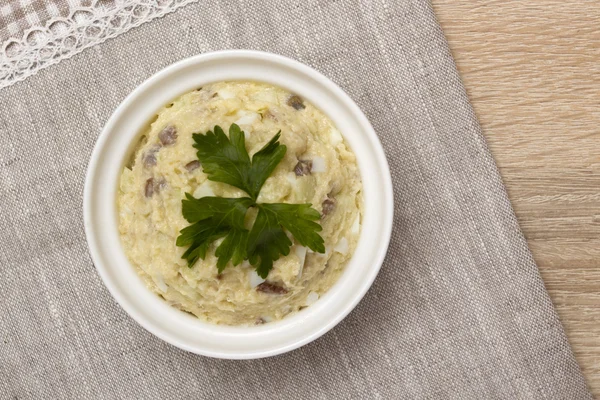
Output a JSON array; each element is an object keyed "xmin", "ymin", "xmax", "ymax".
[{"xmin": 431, "ymin": 0, "xmax": 600, "ymax": 395}]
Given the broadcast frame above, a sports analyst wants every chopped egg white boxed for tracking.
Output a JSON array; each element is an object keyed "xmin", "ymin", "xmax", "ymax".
[
  {"xmin": 352, "ymin": 215, "xmax": 360, "ymax": 234},
  {"xmin": 248, "ymin": 269, "xmax": 266, "ymax": 288},
  {"xmin": 330, "ymin": 128, "xmax": 343, "ymax": 146},
  {"xmin": 235, "ymin": 111, "xmax": 260, "ymax": 126},
  {"xmin": 193, "ymin": 181, "xmax": 215, "ymax": 198},
  {"xmin": 217, "ymin": 89, "xmax": 235, "ymax": 99},
  {"xmin": 295, "ymin": 245, "xmax": 308, "ymax": 278},
  {"xmin": 154, "ymin": 274, "xmax": 168, "ymax": 293},
  {"xmin": 285, "ymin": 172, "xmax": 296, "ymax": 185},
  {"xmin": 334, "ymin": 237, "xmax": 349, "ymax": 255},
  {"xmin": 311, "ymin": 156, "xmax": 326, "ymax": 173},
  {"xmin": 252, "ymin": 90, "xmax": 278, "ymax": 104},
  {"xmin": 305, "ymin": 291, "xmax": 319, "ymax": 306},
  {"xmin": 261, "ymin": 315, "xmax": 274, "ymax": 323}
]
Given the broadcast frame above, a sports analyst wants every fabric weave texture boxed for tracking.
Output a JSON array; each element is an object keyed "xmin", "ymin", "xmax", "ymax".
[
  {"xmin": 0, "ymin": 0, "xmax": 592, "ymax": 398},
  {"xmin": 0, "ymin": 0, "xmax": 197, "ymax": 88}
]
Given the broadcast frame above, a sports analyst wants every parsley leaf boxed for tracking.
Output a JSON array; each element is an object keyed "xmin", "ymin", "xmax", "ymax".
[
  {"xmin": 193, "ymin": 124, "xmax": 286, "ymax": 200},
  {"xmin": 177, "ymin": 194, "xmax": 253, "ymax": 271},
  {"xmin": 178, "ymin": 125, "xmax": 326, "ymax": 277},
  {"xmin": 248, "ymin": 204, "xmax": 325, "ymax": 278}
]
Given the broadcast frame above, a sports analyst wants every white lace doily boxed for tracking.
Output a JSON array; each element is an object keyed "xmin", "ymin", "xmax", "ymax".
[{"xmin": 0, "ymin": 0, "xmax": 198, "ymax": 89}]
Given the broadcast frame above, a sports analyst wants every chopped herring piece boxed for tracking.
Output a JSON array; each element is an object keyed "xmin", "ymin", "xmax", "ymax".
[
  {"xmin": 255, "ymin": 317, "xmax": 266, "ymax": 325},
  {"xmin": 321, "ymin": 197, "xmax": 336, "ymax": 217},
  {"xmin": 248, "ymin": 269, "xmax": 266, "ymax": 288},
  {"xmin": 185, "ymin": 160, "xmax": 200, "ymax": 172},
  {"xmin": 262, "ymin": 109, "xmax": 277, "ymax": 120},
  {"xmin": 145, "ymin": 178, "xmax": 166, "ymax": 198},
  {"xmin": 287, "ymin": 95, "xmax": 305, "ymax": 110},
  {"xmin": 142, "ymin": 144, "xmax": 161, "ymax": 168},
  {"xmin": 334, "ymin": 237, "xmax": 349, "ymax": 255},
  {"xmin": 256, "ymin": 281, "xmax": 288, "ymax": 295},
  {"xmin": 305, "ymin": 291, "xmax": 319, "ymax": 306},
  {"xmin": 159, "ymin": 125, "xmax": 177, "ymax": 146},
  {"xmin": 144, "ymin": 178, "xmax": 154, "ymax": 197},
  {"xmin": 143, "ymin": 153, "xmax": 156, "ymax": 168},
  {"xmin": 294, "ymin": 160, "xmax": 312, "ymax": 176},
  {"xmin": 311, "ymin": 157, "xmax": 326, "ymax": 173}
]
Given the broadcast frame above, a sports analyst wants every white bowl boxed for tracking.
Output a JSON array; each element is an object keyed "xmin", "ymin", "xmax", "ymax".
[{"xmin": 84, "ymin": 50, "xmax": 393, "ymax": 359}]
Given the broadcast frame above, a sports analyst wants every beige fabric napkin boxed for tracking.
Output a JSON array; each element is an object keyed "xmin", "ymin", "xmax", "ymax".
[
  {"xmin": 0, "ymin": 0, "xmax": 69, "ymax": 41},
  {"xmin": 0, "ymin": 0, "xmax": 196, "ymax": 87},
  {"xmin": 0, "ymin": 0, "xmax": 592, "ymax": 398}
]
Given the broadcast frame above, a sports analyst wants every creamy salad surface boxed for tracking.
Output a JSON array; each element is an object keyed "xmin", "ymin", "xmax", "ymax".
[{"xmin": 118, "ymin": 81, "xmax": 362, "ymax": 325}]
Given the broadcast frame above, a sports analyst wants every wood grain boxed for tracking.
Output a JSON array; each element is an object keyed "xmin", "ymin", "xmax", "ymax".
[{"xmin": 430, "ymin": 0, "xmax": 600, "ymax": 395}]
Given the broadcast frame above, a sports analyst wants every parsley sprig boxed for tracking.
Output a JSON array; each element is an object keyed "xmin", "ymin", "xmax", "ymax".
[{"xmin": 176, "ymin": 124, "xmax": 325, "ymax": 278}]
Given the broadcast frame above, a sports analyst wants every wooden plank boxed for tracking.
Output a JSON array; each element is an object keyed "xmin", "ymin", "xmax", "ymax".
[{"xmin": 431, "ymin": 0, "xmax": 600, "ymax": 395}]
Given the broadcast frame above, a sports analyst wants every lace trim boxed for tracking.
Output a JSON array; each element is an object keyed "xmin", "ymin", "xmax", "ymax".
[{"xmin": 0, "ymin": 0, "xmax": 199, "ymax": 89}]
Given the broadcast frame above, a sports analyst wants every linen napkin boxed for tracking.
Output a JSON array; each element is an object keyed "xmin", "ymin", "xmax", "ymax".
[{"xmin": 0, "ymin": 0, "xmax": 592, "ymax": 398}]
